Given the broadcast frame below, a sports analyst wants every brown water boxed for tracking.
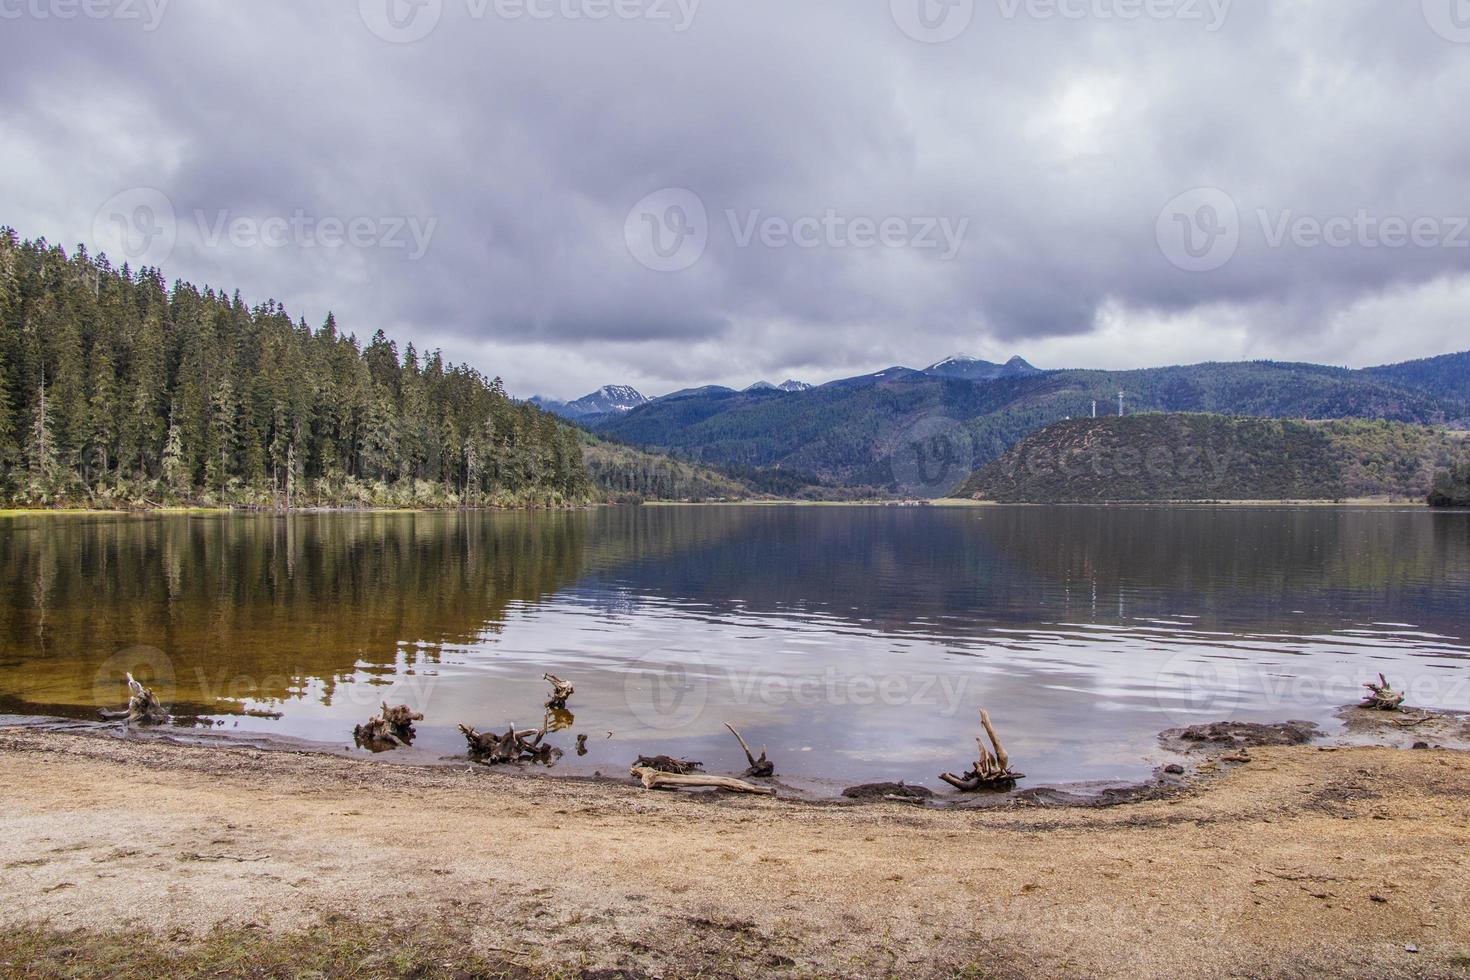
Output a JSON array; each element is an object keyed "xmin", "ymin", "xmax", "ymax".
[{"xmin": 3, "ymin": 506, "xmax": 1468, "ymax": 792}]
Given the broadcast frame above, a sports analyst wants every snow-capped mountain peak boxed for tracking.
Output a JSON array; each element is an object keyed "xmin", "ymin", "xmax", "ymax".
[{"xmin": 531, "ymin": 384, "xmax": 649, "ymax": 420}]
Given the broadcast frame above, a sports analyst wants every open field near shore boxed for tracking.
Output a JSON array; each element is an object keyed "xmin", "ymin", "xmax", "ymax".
[{"xmin": 2, "ymin": 729, "xmax": 1468, "ymax": 979}]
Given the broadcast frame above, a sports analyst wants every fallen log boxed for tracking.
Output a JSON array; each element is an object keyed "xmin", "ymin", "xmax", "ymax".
[
  {"xmin": 544, "ymin": 673, "xmax": 574, "ymax": 711},
  {"xmin": 1361, "ymin": 674, "xmax": 1406, "ymax": 712},
  {"xmin": 940, "ymin": 709, "xmax": 1025, "ymax": 791},
  {"xmin": 630, "ymin": 766, "xmax": 776, "ymax": 796},
  {"xmin": 725, "ymin": 723, "xmax": 774, "ymax": 777},
  {"xmin": 354, "ymin": 702, "xmax": 423, "ymax": 750},
  {"xmin": 100, "ymin": 673, "xmax": 170, "ymax": 726}
]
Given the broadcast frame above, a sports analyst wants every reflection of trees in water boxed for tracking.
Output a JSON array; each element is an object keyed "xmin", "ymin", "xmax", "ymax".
[
  {"xmin": 0, "ymin": 512, "xmax": 592, "ymax": 707},
  {"xmin": 588, "ymin": 506, "xmax": 1470, "ymax": 640},
  {"xmin": 3, "ymin": 507, "xmax": 1468, "ymax": 713}
]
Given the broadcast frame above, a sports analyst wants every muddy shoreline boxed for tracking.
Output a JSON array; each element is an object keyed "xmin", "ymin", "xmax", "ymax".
[
  {"xmin": 3, "ymin": 724, "xmax": 1468, "ymax": 977},
  {"xmin": 7, "ymin": 703, "xmax": 1468, "ymax": 811}
]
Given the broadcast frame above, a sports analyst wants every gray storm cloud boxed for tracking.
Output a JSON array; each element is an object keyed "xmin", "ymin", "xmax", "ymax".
[{"xmin": 1, "ymin": 0, "xmax": 1468, "ymax": 398}]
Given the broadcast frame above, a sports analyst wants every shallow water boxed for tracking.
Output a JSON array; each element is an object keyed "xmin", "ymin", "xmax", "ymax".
[{"xmin": 2, "ymin": 506, "xmax": 1468, "ymax": 792}]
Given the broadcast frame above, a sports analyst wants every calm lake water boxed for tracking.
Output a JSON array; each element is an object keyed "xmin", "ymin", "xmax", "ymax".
[{"xmin": 3, "ymin": 506, "xmax": 1469, "ymax": 793}]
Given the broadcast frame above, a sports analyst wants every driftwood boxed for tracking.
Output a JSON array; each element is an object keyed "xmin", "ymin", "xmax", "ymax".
[
  {"xmin": 460, "ymin": 717, "xmax": 562, "ymax": 766},
  {"xmin": 100, "ymin": 673, "xmax": 170, "ymax": 726},
  {"xmin": 544, "ymin": 673, "xmax": 575, "ymax": 711},
  {"xmin": 1361, "ymin": 674, "xmax": 1406, "ymax": 712},
  {"xmin": 940, "ymin": 709, "xmax": 1025, "ymax": 791},
  {"xmin": 725, "ymin": 724, "xmax": 774, "ymax": 777},
  {"xmin": 354, "ymin": 703, "xmax": 423, "ymax": 749},
  {"xmin": 630, "ymin": 766, "xmax": 776, "ymax": 796},
  {"xmin": 634, "ymin": 754, "xmax": 703, "ymax": 774}
]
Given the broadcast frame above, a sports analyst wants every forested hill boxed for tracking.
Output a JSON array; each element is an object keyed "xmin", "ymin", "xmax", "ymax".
[
  {"xmin": 589, "ymin": 358, "xmax": 1470, "ymax": 496},
  {"xmin": 957, "ymin": 415, "xmax": 1469, "ymax": 503},
  {"xmin": 0, "ymin": 230, "xmax": 589, "ymax": 508}
]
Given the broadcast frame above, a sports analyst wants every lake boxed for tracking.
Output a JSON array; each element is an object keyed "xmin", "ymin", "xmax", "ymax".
[{"xmin": 3, "ymin": 505, "xmax": 1468, "ymax": 794}]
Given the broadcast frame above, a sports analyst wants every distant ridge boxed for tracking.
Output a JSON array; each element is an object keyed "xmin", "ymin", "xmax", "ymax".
[
  {"xmin": 588, "ymin": 352, "xmax": 1470, "ymax": 497},
  {"xmin": 957, "ymin": 415, "xmax": 1470, "ymax": 503}
]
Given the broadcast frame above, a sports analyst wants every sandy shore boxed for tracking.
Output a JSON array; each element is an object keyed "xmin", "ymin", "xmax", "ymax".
[{"xmin": 3, "ymin": 727, "xmax": 1469, "ymax": 978}]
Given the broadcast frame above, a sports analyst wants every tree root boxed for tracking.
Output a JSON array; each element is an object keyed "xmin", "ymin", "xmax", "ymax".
[
  {"xmin": 630, "ymin": 766, "xmax": 776, "ymax": 796},
  {"xmin": 100, "ymin": 673, "xmax": 170, "ymax": 726},
  {"xmin": 354, "ymin": 703, "xmax": 423, "ymax": 750},
  {"xmin": 725, "ymin": 724, "xmax": 774, "ymax": 777},
  {"xmin": 1361, "ymin": 674, "xmax": 1406, "ymax": 712},
  {"xmin": 634, "ymin": 755, "xmax": 703, "ymax": 774},
  {"xmin": 544, "ymin": 674, "xmax": 574, "ymax": 711},
  {"xmin": 460, "ymin": 717, "xmax": 562, "ymax": 766},
  {"xmin": 940, "ymin": 709, "xmax": 1025, "ymax": 791}
]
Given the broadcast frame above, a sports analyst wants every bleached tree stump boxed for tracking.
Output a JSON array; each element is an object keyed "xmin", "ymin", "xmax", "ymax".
[
  {"xmin": 1361, "ymin": 674, "xmax": 1406, "ymax": 712},
  {"xmin": 725, "ymin": 724, "xmax": 774, "ymax": 778},
  {"xmin": 544, "ymin": 673, "xmax": 574, "ymax": 711},
  {"xmin": 939, "ymin": 709, "xmax": 1025, "ymax": 791},
  {"xmin": 101, "ymin": 673, "xmax": 170, "ymax": 726},
  {"xmin": 354, "ymin": 702, "xmax": 423, "ymax": 749}
]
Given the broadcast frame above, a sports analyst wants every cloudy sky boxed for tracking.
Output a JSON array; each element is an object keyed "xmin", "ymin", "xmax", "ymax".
[{"xmin": 2, "ymin": 0, "xmax": 1469, "ymax": 399}]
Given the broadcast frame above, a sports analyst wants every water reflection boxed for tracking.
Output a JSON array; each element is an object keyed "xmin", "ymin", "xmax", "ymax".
[{"xmin": 1, "ymin": 506, "xmax": 1467, "ymax": 791}]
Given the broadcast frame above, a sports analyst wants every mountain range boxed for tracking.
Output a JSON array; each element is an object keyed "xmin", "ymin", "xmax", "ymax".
[{"xmin": 563, "ymin": 350, "xmax": 1470, "ymax": 497}]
